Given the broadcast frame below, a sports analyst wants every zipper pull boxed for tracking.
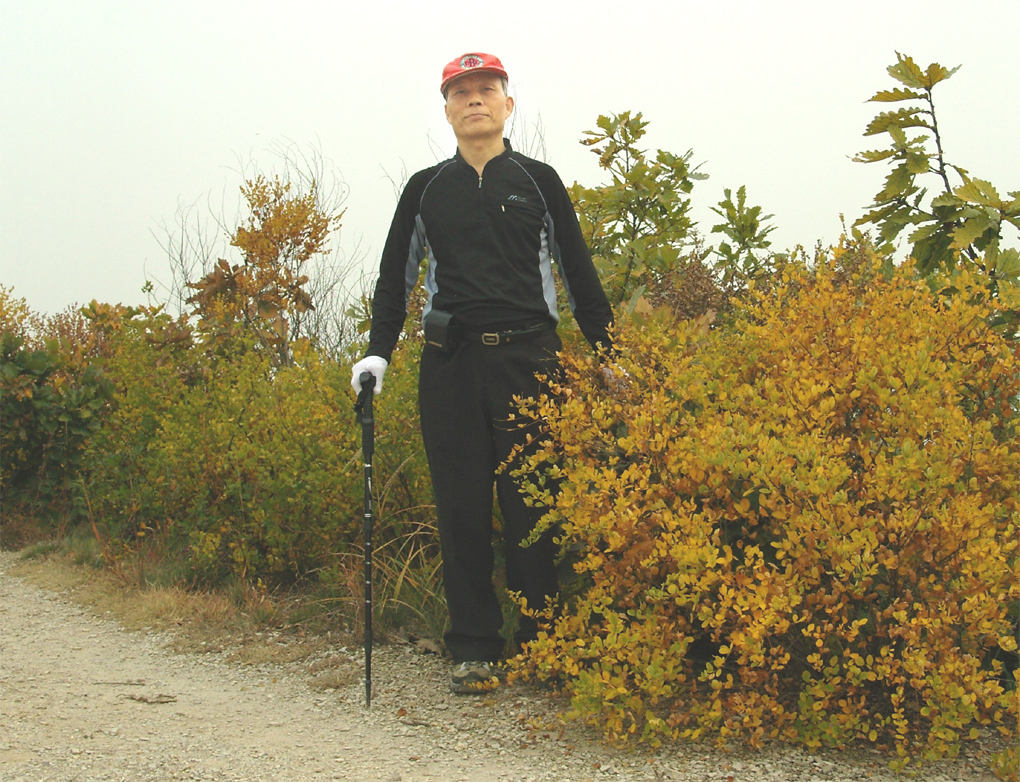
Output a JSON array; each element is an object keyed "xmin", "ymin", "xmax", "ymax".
[{"xmin": 478, "ymin": 175, "xmax": 482, "ymax": 188}]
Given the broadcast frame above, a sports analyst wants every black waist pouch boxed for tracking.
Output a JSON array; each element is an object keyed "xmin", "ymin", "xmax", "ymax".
[{"xmin": 424, "ymin": 309, "xmax": 460, "ymax": 352}]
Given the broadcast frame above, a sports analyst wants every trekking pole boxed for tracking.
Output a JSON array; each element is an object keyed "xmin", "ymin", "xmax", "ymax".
[{"xmin": 354, "ymin": 371, "xmax": 376, "ymax": 707}]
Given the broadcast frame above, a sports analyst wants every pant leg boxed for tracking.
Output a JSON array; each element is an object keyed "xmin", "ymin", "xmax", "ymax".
[
  {"xmin": 485, "ymin": 331, "xmax": 562, "ymax": 651},
  {"xmin": 419, "ymin": 343, "xmax": 505, "ymax": 663}
]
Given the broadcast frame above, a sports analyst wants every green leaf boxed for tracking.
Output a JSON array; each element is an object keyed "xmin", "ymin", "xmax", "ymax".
[
  {"xmin": 864, "ymin": 108, "xmax": 932, "ymax": 136},
  {"xmin": 853, "ymin": 148, "xmax": 898, "ymax": 164},
  {"xmin": 887, "ymin": 53, "xmax": 928, "ymax": 89},
  {"xmin": 994, "ymin": 248, "xmax": 1020, "ymax": 280},
  {"xmin": 877, "ymin": 206, "xmax": 922, "ymax": 243},
  {"xmin": 879, "ymin": 164, "xmax": 916, "ymax": 200},
  {"xmin": 887, "ymin": 126, "xmax": 910, "ymax": 148},
  {"xmin": 868, "ymin": 87, "xmax": 924, "ymax": 102},
  {"xmin": 904, "ymin": 149, "xmax": 931, "ymax": 175},
  {"xmin": 931, "ymin": 192, "xmax": 964, "ymax": 209},
  {"xmin": 954, "ymin": 179, "xmax": 1002, "ymax": 207},
  {"xmin": 913, "ymin": 232, "xmax": 956, "ymax": 275},
  {"xmin": 947, "ymin": 163, "xmax": 971, "ymax": 183},
  {"xmin": 886, "ymin": 52, "xmax": 961, "ymax": 90},
  {"xmin": 907, "ymin": 222, "xmax": 943, "ymax": 243},
  {"xmin": 952, "ymin": 215, "xmax": 995, "ymax": 250},
  {"xmin": 925, "ymin": 61, "xmax": 961, "ymax": 88},
  {"xmin": 854, "ymin": 203, "xmax": 899, "ymax": 228}
]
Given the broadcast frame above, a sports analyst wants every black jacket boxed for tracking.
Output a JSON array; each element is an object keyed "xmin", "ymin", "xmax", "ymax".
[{"xmin": 366, "ymin": 141, "xmax": 612, "ymax": 362}]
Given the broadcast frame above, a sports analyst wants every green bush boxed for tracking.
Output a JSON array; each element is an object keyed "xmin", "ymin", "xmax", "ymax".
[
  {"xmin": 76, "ymin": 303, "xmax": 196, "ymax": 549},
  {"xmin": 76, "ymin": 296, "xmax": 435, "ymax": 587},
  {"xmin": 1, "ymin": 290, "xmax": 113, "ymax": 533},
  {"xmin": 145, "ymin": 338, "xmax": 363, "ymax": 579}
]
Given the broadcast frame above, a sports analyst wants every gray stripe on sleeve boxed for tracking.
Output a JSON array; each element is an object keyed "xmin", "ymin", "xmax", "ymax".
[
  {"xmin": 540, "ymin": 215, "xmax": 561, "ymax": 322},
  {"xmin": 404, "ymin": 215, "xmax": 426, "ymax": 301}
]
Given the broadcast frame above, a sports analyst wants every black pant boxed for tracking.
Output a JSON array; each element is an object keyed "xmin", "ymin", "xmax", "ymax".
[{"xmin": 418, "ymin": 330, "xmax": 561, "ymax": 663}]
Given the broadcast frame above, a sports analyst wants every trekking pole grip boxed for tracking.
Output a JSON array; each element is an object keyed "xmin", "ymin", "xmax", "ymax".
[
  {"xmin": 358, "ymin": 371, "xmax": 375, "ymax": 458},
  {"xmin": 359, "ymin": 371, "xmax": 375, "ymax": 407}
]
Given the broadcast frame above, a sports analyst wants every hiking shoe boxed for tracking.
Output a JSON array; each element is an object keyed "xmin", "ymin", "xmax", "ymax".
[{"xmin": 450, "ymin": 661, "xmax": 505, "ymax": 694}]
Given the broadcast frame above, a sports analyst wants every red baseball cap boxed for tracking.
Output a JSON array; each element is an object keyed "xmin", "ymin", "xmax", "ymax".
[{"xmin": 440, "ymin": 52, "xmax": 508, "ymax": 96}]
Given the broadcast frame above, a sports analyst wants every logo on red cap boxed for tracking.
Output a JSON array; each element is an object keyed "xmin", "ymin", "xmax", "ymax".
[{"xmin": 460, "ymin": 55, "xmax": 485, "ymax": 70}]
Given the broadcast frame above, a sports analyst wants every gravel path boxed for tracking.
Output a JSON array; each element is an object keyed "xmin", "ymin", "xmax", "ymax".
[{"xmin": 0, "ymin": 552, "xmax": 1005, "ymax": 781}]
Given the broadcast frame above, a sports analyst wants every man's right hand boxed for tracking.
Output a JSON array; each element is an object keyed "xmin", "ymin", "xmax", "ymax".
[{"xmin": 351, "ymin": 356, "xmax": 388, "ymax": 395}]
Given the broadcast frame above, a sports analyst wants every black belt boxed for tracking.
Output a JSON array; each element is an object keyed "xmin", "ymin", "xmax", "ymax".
[{"xmin": 464, "ymin": 321, "xmax": 554, "ymax": 346}]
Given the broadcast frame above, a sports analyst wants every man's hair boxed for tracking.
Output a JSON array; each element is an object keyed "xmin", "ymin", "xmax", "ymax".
[{"xmin": 443, "ymin": 76, "xmax": 509, "ymax": 101}]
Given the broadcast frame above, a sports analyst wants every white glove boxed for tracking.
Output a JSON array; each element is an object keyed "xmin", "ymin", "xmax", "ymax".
[{"xmin": 351, "ymin": 356, "xmax": 388, "ymax": 395}]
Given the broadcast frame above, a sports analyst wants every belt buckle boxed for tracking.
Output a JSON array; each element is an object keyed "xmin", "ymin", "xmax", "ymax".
[{"xmin": 481, "ymin": 332, "xmax": 500, "ymax": 346}]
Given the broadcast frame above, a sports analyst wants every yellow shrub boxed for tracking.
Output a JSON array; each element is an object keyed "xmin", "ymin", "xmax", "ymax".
[{"xmin": 513, "ymin": 244, "xmax": 1019, "ymax": 767}]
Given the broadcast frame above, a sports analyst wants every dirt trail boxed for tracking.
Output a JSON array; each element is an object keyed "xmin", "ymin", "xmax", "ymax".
[{"xmin": 0, "ymin": 552, "xmax": 1003, "ymax": 782}]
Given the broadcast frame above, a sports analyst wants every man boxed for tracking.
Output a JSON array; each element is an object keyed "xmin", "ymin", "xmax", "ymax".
[{"xmin": 351, "ymin": 52, "xmax": 612, "ymax": 693}]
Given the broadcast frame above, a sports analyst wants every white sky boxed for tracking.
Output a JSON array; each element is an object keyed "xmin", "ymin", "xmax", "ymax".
[{"xmin": 2, "ymin": 0, "xmax": 1018, "ymax": 316}]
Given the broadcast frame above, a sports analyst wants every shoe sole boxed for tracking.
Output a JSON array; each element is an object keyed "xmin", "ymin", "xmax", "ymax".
[{"xmin": 450, "ymin": 675, "xmax": 505, "ymax": 694}]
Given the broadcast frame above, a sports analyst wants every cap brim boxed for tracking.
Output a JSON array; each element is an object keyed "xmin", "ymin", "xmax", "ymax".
[{"xmin": 441, "ymin": 67, "xmax": 509, "ymax": 95}]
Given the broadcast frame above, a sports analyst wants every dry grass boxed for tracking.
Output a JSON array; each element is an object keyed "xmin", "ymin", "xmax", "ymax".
[
  {"xmin": 10, "ymin": 552, "xmax": 235, "ymax": 634},
  {"xmin": 3, "ymin": 518, "xmax": 454, "ymax": 682},
  {"xmin": 5, "ymin": 542, "xmax": 352, "ymax": 668}
]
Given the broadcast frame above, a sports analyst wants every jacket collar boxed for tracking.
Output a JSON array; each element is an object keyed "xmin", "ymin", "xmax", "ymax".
[{"xmin": 453, "ymin": 138, "xmax": 513, "ymax": 166}]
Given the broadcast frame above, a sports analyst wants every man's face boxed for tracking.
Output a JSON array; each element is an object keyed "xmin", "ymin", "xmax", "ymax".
[{"xmin": 443, "ymin": 71, "xmax": 514, "ymax": 142}]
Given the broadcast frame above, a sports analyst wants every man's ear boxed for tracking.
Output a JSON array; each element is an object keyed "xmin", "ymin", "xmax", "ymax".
[
  {"xmin": 505, "ymin": 95, "xmax": 514, "ymax": 117},
  {"xmin": 445, "ymin": 100, "xmax": 453, "ymax": 126}
]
